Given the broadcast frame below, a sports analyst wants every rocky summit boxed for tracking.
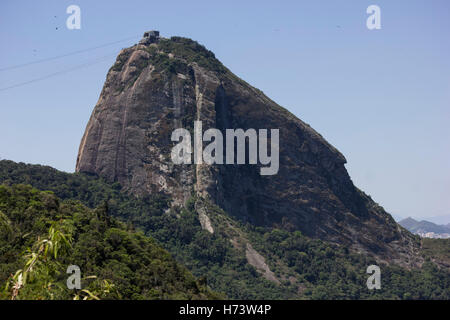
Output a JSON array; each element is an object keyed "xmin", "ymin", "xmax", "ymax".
[{"xmin": 76, "ymin": 33, "xmax": 420, "ymax": 266}]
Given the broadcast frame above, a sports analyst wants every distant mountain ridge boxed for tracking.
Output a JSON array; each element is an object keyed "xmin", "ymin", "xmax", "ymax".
[{"xmin": 399, "ymin": 217, "xmax": 450, "ymax": 238}]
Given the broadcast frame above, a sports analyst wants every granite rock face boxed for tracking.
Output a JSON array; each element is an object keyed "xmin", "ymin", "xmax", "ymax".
[{"xmin": 76, "ymin": 36, "xmax": 420, "ymax": 266}]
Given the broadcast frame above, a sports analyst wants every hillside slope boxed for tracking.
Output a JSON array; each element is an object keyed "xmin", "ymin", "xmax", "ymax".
[{"xmin": 1, "ymin": 160, "xmax": 449, "ymax": 299}]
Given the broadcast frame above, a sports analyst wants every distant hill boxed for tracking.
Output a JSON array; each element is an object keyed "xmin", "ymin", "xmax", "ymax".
[{"xmin": 399, "ymin": 217, "xmax": 450, "ymax": 238}]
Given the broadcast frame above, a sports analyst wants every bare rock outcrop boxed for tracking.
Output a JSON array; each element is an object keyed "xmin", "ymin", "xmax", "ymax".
[{"xmin": 76, "ymin": 35, "xmax": 420, "ymax": 266}]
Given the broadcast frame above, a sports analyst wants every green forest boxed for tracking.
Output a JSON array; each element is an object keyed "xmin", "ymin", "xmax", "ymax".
[
  {"xmin": 0, "ymin": 160, "xmax": 449, "ymax": 300},
  {"xmin": 0, "ymin": 183, "xmax": 218, "ymax": 300}
]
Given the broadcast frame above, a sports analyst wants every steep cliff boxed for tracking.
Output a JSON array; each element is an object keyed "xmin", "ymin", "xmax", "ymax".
[{"xmin": 76, "ymin": 35, "xmax": 420, "ymax": 266}]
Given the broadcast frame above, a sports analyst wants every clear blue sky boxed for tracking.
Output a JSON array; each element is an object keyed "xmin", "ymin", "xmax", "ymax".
[{"xmin": 0, "ymin": 0, "xmax": 449, "ymax": 221}]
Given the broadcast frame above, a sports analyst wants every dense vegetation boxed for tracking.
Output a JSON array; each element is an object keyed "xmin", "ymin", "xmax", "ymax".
[
  {"xmin": 246, "ymin": 228, "xmax": 449, "ymax": 299},
  {"xmin": 110, "ymin": 36, "xmax": 227, "ymax": 93},
  {"xmin": 0, "ymin": 161, "xmax": 288, "ymax": 299},
  {"xmin": 0, "ymin": 160, "xmax": 449, "ymax": 299},
  {"xmin": 421, "ymin": 238, "xmax": 450, "ymax": 267},
  {"xmin": 0, "ymin": 183, "xmax": 218, "ymax": 300},
  {"xmin": 158, "ymin": 37, "xmax": 227, "ymax": 74}
]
